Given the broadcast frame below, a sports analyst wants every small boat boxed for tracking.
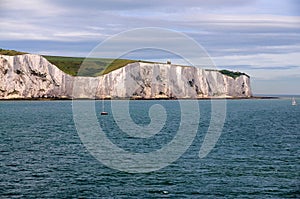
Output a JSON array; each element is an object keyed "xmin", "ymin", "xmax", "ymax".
[
  {"xmin": 292, "ymin": 97, "xmax": 297, "ymax": 106},
  {"xmin": 101, "ymin": 112, "xmax": 108, "ymax": 115},
  {"xmin": 100, "ymin": 96, "xmax": 108, "ymax": 115}
]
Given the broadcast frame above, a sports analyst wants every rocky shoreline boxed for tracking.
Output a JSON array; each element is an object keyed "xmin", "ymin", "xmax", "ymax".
[{"xmin": 0, "ymin": 96, "xmax": 279, "ymax": 101}]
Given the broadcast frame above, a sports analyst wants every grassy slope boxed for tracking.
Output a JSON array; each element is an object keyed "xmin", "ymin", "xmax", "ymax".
[
  {"xmin": 0, "ymin": 48, "xmax": 27, "ymax": 56},
  {"xmin": 219, "ymin": 69, "xmax": 249, "ymax": 79},
  {"xmin": 0, "ymin": 48, "xmax": 248, "ymax": 78},
  {"xmin": 206, "ymin": 69, "xmax": 249, "ymax": 79},
  {"xmin": 43, "ymin": 55, "xmax": 137, "ymax": 76},
  {"xmin": 44, "ymin": 56, "xmax": 159, "ymax": 76}
]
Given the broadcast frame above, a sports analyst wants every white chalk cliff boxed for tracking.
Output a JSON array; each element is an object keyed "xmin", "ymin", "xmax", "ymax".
[{"xmin": 0, "ymin": 54, "xmax": 252, "ymax": 99}]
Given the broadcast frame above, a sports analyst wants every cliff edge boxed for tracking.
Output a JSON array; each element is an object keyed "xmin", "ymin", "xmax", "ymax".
[{"xmin": 0, "ymin": 54, "xmax": 252, "ymax": 99}]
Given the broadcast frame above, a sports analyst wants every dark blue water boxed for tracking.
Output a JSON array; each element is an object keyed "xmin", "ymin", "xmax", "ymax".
[{"xmin": 1, "ymin": 100, "xmax": 299, "ymax": 198}]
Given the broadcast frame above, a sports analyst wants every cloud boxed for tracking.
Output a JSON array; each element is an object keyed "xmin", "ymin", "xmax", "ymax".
[
  {"xmin": 48, "ymin": 0, "xmax": 254, "ymax": 12},
  {"xmin": 212, "ymin": 52, "xmax": 300, "ymax": 67},
  {"xmin": 219, "ymin": 65, "xmax": 300, "ymax": 70},
  {"xmin": 1, "ymin": 0, "xmax": 66, "ymax": 17}
]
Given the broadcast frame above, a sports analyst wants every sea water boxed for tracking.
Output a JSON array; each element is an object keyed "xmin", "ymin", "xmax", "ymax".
[{"xmin": 1, "ymin": 99, "xmax": 299, "ymax": 198}]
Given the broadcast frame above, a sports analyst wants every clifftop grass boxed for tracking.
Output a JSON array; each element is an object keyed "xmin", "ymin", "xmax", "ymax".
[
  {"xmin": 1, "ymin": 48, "xmax": 249, "ymax": 78},
  {"xmin": 219, "ymin": 70, "xmax": 249, "ymax": 79},
  {"xmin": 43, "ymin": 55, "xmax": 137, "ymax": 76},
  {"xmin": 0, "ymin": 48, "xmax": 27, "ymax": 56}
]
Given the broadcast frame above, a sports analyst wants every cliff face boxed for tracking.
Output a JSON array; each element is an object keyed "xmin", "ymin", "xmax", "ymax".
[
  {"xmin": 0, "ymin": 54, "xmax": 252, "ymax": 99},
  {"xmin": 0, "ymin": 54, "xmax": 73, "ymax": 99}
]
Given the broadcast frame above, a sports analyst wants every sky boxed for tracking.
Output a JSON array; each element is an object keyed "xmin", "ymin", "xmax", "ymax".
[{"xmin": 0, "ymin": 0, "xmax": 299, "ymax": 95}]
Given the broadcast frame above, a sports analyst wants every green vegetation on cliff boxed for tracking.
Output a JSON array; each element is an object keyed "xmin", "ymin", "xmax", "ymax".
[
  {"xmin": 43, "ymin": 56, "xmax": 137, "ymax": 76},
  {"xmin": 219, "ymin": 70, "xmax": 250, "ymax": 79},
  {"xmin": 1, "ymin": 48, "xmax": 249, "ymax": 78},
  {"xmin": 0, "ymin": 48, "xmax": 27, "ymax": 56},
  {"xmin": 0, "ymin": 49, "xmax": 137, "ymax": 76}
]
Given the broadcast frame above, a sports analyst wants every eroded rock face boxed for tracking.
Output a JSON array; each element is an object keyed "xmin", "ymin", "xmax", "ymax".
[
  {"xmin": 0, "ymin": 54, "xmax": 74, "ymax": 99},
  {"xmin": 0, "ymin": 54, "xmax": 252, "ymax": 99}
]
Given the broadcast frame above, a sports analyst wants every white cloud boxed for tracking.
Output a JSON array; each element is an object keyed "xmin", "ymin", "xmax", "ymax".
[
  {"xmin": 1, "ymin": 0, "xmax": 66, "ymax": 16},
  {"xmin": 53, "ymin": 32, "xmax": 107, "ymax": 40},
  {"xmin": 212, "ymin": 52, "xmax": 300, "ymax": 68},
  {"xmin": 211, "ymin": 52, "xmax": 300, "ymax": 82}
]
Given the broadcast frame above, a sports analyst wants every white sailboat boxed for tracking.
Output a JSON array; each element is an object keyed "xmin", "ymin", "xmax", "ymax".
[
  {"xmin": 292, "ymin": 97, "xmax": 297, "ymax": 106},
  {"xmin": 101, "ymin": 101, "xmax": 108, "ymax": 115},
  {"xmin": 100, "ymin": 91, "xmax": 108, "ymax": 115}
]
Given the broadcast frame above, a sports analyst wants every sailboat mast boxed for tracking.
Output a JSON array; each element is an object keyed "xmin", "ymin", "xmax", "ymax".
[
  {"xmin": 292, "ymin": 97, "xmax": 297, "ymax": 106},
  {"xmin": 102, "ymin": 97, "xmax": 104, "ymax": 111}
]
